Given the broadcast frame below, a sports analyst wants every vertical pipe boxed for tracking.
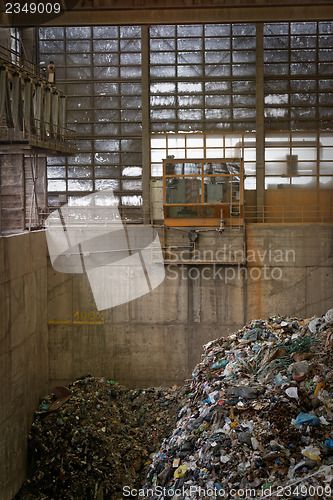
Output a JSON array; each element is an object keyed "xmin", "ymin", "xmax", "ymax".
[
  {"xmin": 2, "ymin": 68, "xmax": 14, "ymax": 128},
  {"xmin": 43, "ymin": 86, "xmax": 51, "ymax": 137},
  {"xmin": 34, "ymin": 83, "xmax": 42, "ymax": 136},
  {"xmin": 23, "ymin": 77, "xmax": 32, "ymax": 137},
  {"xmin": 256, "ymin": 22, "xmax": 265, "ymax": 222},
  {"xmin": 12, "ymin": 72, "xmax": 23, "ymax": 130},
  {"xmin": 59, "ymin": 95, "xmax": 66, "ymax": 140},
  {"xmin": 0, "ymin": 156, "xmax": 2, "ymax": 234},
  {"xmin": 141, "ymin": 25, "xmax": 150, "ymax": 225},
  {"xmin": 0, "ymin": 67, "xmax": 7, "ymax": 121},
  {"xmin": 51, "ymin": 90, "xmax": 59, "ymax": 139}
]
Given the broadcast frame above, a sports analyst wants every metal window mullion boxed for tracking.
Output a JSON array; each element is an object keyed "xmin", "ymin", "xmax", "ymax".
[
  {"xmin": 117, "ymin": 28, "xmax": 123, "ymax": 200},
  {"xmin": 90, "ymin": 26, "xmax": 96, "ymax": 194},
  {"xmin": 64, "ymin": 28, "xmax": 68, "ymax": 198},
  {"xmin": 288, "ymin": 23, "xmax": 292, "ymax": 133},
  {"xmin": 288, "ymin": 24, "xmax": 293, "ymax": 187},
  {"xmin": 175, "ymin": 25, "xmax": 179, "ymax": 132},
  {"xmin": 231, "ymin": 26, "xmax": 235, "ymax": 132},
  {"xmin": 141, "ymin": 25, "xmax": 150, "ymax": 223},
  {"xmin": 256, "ymin": 22, "xmax": 265, "ymax": 216},
  {"xmin": 201, "ymin": 25, "xmax": 205, "ymax": 131},
  {"xmin": 316, "ymin": 22, "xmax": 320, "ymax": 194}
]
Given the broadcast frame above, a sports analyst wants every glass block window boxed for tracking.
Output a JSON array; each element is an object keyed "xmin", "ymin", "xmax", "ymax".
[
  {"xmin": 151, "ymin": 132, "xmax": 256, "ymax": 189},
  {"xmin": 264, "ymin": 22, "xmax": 333, "ymax": 131},
  {"xmin": 265, "ymin": 131, "xmax": 333, "ymax": 189},
  {"xmin": 149, "ymin": 24, "xmax": 256, "ymax": 133},
  {"xmin": 39, "ymin": 21, "xmax": 333, "ymax": 213},
  {"xmin": 39, "ymin": 26, "xmax": 142, "ymax": 212}
]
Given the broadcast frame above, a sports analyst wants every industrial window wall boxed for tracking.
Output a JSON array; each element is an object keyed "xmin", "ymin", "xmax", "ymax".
[
  {"xmin": 151, "ymin": 131, "xmax": 333, "ymax": 190},
  {"xmin": 39, "ymin": 26, "xmax": 143, "ymax": 219},
  {"xmin": 39, "ymin": 22, "xmax": 333, "ymax": 223}
]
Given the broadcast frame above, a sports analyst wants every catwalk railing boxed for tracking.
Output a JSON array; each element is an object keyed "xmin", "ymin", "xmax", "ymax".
[
  {"xmin": 244, "ymin": 204, "xmax": 333, "ymax": 224},
  {"xmin": 0, "ymin": 117, "xmax": 76, "ymax": 153}
]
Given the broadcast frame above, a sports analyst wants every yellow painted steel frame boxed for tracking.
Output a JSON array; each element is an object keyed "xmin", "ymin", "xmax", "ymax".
[{"xmin": 163, "ymin": 157, "xmax": 244, "ymax": 227}]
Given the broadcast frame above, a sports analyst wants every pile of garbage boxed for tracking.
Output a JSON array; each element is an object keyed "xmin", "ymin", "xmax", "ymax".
[
  {"xmin": 16, "ymin": 377, "xmax": 186, "ymax": 500},
  {"xmin": 143, "ymin": 310, "xmax": 333, "ymax": 499}
]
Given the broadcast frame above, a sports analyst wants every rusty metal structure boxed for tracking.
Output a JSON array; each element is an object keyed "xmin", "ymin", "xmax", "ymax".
[
  {"xmin": 163, "ymin": 158, "xmax": 243, "ymax": 227},
  {"xmin": 0, "ymin": 27, "xmax": 76, "ymax": 233}
]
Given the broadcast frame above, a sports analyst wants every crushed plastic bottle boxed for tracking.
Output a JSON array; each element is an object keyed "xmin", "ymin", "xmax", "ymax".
[{"xmin": 212, "ymin": 359, "xmax": 229, "ymax": 370}]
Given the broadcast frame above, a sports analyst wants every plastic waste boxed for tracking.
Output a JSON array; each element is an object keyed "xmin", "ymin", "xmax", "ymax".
[
  {"xmin": 302, "ymin": 446, "xmax": 321, "ymax": 461},
  {"xmin": 226, "ymin": 385, "xmax": 259, "ymax": 400},
  {"xmin": 39, "ymin": 403, "xmax": 50, "ymax": 411},
  {"xmin": 289, "ymin": 361, "xmax": 310, "ymax": 382},
  {"xmin": 285, "ymin": 387, "xmax": 298, "ymax": 399},
  {"xmin": 325, "ymin": 309, "xmax": 333, "ymax": 324},
  {"xmin": 251, "ymin": 437, "xmax": 259, "ymax": 450},
  {"xmin": 208, "ymin": 390, "xmax": 220, "ymax": 403},
  {"xmin": 314, "ymin": 381, "xmax": 325, "ymax": 396},
  {"xmin": 325, "ymin": 439, "xmax": 333, "ymax": 449},
  {"xmin": 238, "ymin": 432, "xmax": 252, "ymax": 446},
  {"xmin": 174, "ymin": 463, "xmax": 188, "ymax": 478},
  {"xmin": 212, "ymin": 359, "xmax": 229, "ymax": 370},
  {"xmin": 295, "ymin": 412, "xmax": 320, "ymax": 426},
  {"xmin": 308, "ymin": 318, "xmax": 321, "ymax": 333},
  {"xmin": 274, "ymin": 373, "xmax": 289, "ymax": 385},
  {"xmin": 242, "ymin": 328, "xmax": 262, "ymax": 341},
  {"xmin": 223, "ymin": 360, "xmax": 239, "ymax": 377}
]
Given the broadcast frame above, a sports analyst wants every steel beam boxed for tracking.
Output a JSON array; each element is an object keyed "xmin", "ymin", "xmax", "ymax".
[
  {"xmin": 256, "ymin": 22, "xmax": 265, "ymax": 221},
  {"xmin": 141, "ymin": 25, "xmax": 150, "ymax": 224},
  {"xmin": 2, "ymin": 5, "xmax": 332, "ymax": 27}
]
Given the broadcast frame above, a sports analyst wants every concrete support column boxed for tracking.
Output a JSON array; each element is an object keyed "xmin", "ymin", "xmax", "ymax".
[
  {"xmin": 20, "ymin": 27, "xmax": 36, "ymax": 65},
  {"xmin": 0, "ymin": 154, "xmax": 25, "ymax": 233},
  {"xmin": 0, "ymin": 28, "xmax": 10, "ymax": 50},
  {"xmin": 141, "ymin": 25, "xmax": 150, "ymax": 224},
  {"xmin": 256, "ymin": 22, "xmax": 265, "ymax": 222}
]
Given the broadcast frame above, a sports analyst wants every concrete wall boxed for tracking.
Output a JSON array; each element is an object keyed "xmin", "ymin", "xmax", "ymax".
[
  {"xmin": 246, "ymin": 225, "xmax": 333, "ymax": 319},
  {"xmin": 1, "ymin": 225, "xmax": 332, "ymax": 498},
  {"xmin": 0, "ymin": 231, "xmax": 48, "ymax": 500},
  {"xmin": 0, "ymin": 155, "xmax": 25, "ymax": 234},
  {"xmin": 47, "ymin": 224, "xmax": 333, "ymax": 389}
]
